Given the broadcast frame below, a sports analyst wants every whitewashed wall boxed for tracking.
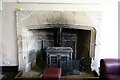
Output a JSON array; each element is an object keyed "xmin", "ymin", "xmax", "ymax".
[
  {"xmin": 0, "ymin": 0, "xmax": 2, "ymax": 66},
  {"xmin": 100, "ymin": 2, "xmax": 118, "ymax": 58},
  {"xmin": 0, "ymin": 11, "xmax": 2, "ymax": 66},
  {"xmin": 0, "ymin": 0, "xmax": 2, "ymax": 10}
]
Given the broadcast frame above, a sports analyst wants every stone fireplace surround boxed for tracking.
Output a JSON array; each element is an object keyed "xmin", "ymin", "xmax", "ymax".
[{"xmin": 16, "ymin": 11, "xmax": 97, "ymax": 76}]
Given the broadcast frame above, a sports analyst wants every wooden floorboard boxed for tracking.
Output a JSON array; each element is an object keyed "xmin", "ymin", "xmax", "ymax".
[{"xmin": 59, "ymin": 72, "xmax": 99, "ymax": 80}]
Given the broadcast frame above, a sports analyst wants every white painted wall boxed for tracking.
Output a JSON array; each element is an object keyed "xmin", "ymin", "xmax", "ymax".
[
  {"xmin": 0, "ymin": 0, "xmax": 2, "ymax": 67},
  {"xmin": 2, "ymin": 2, "xmax": 18, "ymax": 66},
  {"xmin": 0, "ymin": 0, "xmax": 119, "ymax": 74},
  {"xmin": 91, "ymin": 1, "xmax": 119, "ymax": 74},
  {"xmin": 0, "ymin": 11, "xmax": 2, "ymax": 66},
  {"xmin": 100, "ymin": 1, "xmax": 118, "ymax": 59},
  {"xmin": 2, "ymin": 0, "xmax": 107, "ymax": 4},
  {"xmin": 0, "ymin": 0, "xmax": 2, "ymax": 10}
]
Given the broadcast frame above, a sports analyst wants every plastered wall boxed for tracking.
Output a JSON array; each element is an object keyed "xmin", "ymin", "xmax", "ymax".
[{"xmin": 0, "ymin": 11, "xmax": 2, "ymax": 66}]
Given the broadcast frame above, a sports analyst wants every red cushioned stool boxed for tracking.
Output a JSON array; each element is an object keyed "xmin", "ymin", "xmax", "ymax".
[{"xmin": 42, "ymin": 68, "xmax": 62, "ymax": 80}]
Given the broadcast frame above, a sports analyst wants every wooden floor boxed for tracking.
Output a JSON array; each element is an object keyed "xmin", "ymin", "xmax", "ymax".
[
  {"xmin": 14, "ymin": 70, "xmax": 99, "ymax": 80},
  {"xmin": 59, "ymin": 76, "xmax": 99, "ymax": 80},
  {"xmin": 59, "ymin": 78, "xmax": 99, "ymax": 80},
  {"xmin": 14, "ymin": 74, "xmax": 99, "ymax": 80},
  {"xmin": 59, "ymin": 72, "xmax": 99, "ymax": 80}
]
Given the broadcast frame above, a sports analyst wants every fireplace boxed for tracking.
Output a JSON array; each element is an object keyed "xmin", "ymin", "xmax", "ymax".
[{"xmin": 16, "ymin": 11, "xmax": 98, "ymax": 76}]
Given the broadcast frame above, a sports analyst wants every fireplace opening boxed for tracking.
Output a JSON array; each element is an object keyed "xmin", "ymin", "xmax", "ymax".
[{"xmin": 26, "ymin": 25, "xmax": 93, "ymax": 75}]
